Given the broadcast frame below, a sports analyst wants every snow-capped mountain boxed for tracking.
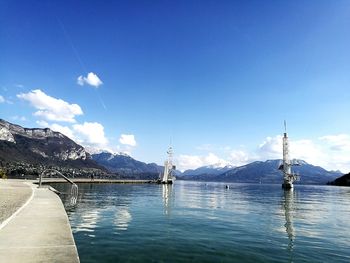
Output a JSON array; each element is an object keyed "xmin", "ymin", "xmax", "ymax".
[
  {"xmin": 0, "ymin": 119, "xmax": 103, "ymax": 171},
  {"xmin": 91, "ymin": 151, "xmax": 163, "ymax": 178},
  {"xmin": 181, "ymin": 164, "xmax": 235, "ymax": 177},
  {"xmin": 180, "ymin": 159, "xmax": 342, "ymax": 185}
]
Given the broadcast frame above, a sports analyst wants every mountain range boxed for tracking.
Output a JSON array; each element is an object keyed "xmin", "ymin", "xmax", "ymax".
[
  {"xmin": 91, "ymin": 151, "xmax": 162, "ymax": 179},
  {"xmin": 181, "ymin": 164, "xmax": 235, "ymax": 177},
  {"xmin": 91, "ymin": 151, "xmax": 183, "ymax": 179},
  {"xmin": 91, "ymin": 151, "xmax": 342, "ymax": 185},
  {"xmin": 179, "ymin": 159, "xmax": 342, "ymax": 185},
  {"xmin": 328, "ymin": 172, "xmax": 350, "ymax": 186},
  {"xmin": 0, "ymin": 119, "xmax": 345, "ymax": 184},
  {"xmin": 0, "ymin": 119, "xmax": 106, "ymax": 177}
]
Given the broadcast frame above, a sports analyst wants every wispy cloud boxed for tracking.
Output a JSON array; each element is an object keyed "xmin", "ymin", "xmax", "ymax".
[
  {"xmin": 77, "ymin": 72, "xmax": 103, "ymax": 88},
  {"xmin": 0, "ymin": 94, "xmax": 12, "ymax": 104},
  {"xmin": 17, "ymin": 89, "xmax": 83, "ymax": 123},
  {"xmin": 11, "ymin": 115, "xmax": 27, "ymax": 121},
  {"xmin": 319, "ymin": 134, "xmax": 350, "ymax": 151}
]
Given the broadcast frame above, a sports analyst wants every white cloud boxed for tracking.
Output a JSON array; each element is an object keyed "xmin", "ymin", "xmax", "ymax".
[
  {"xmin": 50, "ymin": 123, "xmax": 75, "ymax": 139},
  {"xmin": 0, "ymin": 95, "xmax": 12, "ymax": 104},
  {"xmin": 36, "ymin": 120, "xmax": 116, "ymax": 150},
  {"xmin": 36, "ymin": 121, "xmax": 75, "ymax": 140},
  {"xmin": 177, "ymin": 151, "xmax": 252, "ymax": 171},
  {"xmin": 177, "ymin": 133, "xmax": 350, "ymax": 173},
  {"xmin": 119, "ymin": 134, "xmax": 136, "ymax": 146},
  {"xmin": 77, "ymin": 76, "xmax": 84, "ymax": 86},
  {"xmin": 319, "ymin": 134, "xmax": 350, "ymax": 151},
  {"xmin": 73, "ymin": 122, "xmax": 108, "ymax": 147},
  {"xmin": 290, "ymin": 139, "xmax": 324, "ymax": 165},
  {"xmin": 177, "ymin": 155, "xmax": 203, "ymax": 171},
  {"xmin": 177, "ymin": 152, "xmax": 229, "ymax": 171},
  {"xmin": 257, "ymin": 135, "xmax": 325, "ymax": 165},
  {"xmin": 258, "ymin": 136, "xmax": 282, "ymax": 159},
  {"xmin": 256, "ymin": 134, "xmax": 350, "ymax": 172},
  {"xmin": 316, "ymin": 134, "xmax": 350, "ymax": 172},
  {"xmin": 203, "ymin": 153, "xmax": 229, "ymax": 167},
  {"xmin": 229, "ymin": 150, "xmax": 251, "ymax": 166},
  {"xmin": 77, "ymin": 72, "xmax": 103, "ymax": 88},
  {"xmin": 17, "ymin": 89, "xmax": 83, "ymax": 123},
  {"xmin": 36, "ymin": 120, "xmax": 49, "ymax": 127}
]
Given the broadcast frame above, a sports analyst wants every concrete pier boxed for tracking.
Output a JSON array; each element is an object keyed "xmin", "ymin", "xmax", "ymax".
[
  {"xmin": 0, "ymin": 180, "xmax": 79, "ymax": 263},
  {"xmin": 0, "ymin": 180, "xmax": 32, "ymax": 225}
]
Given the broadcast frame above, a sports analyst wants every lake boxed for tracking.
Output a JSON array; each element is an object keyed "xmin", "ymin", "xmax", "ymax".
[{"xmin": 52, "ymin": 181, "xmax": 350, "ymax": 263}]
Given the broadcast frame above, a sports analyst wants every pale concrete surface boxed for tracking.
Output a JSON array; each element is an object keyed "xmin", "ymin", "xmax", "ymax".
[
  {"xmin": 0, "ymin": 181, "xmax": 79, "ymax": 263},
  {"xmin": 0, "ymin": 180, "xmax": 32, "ymax": 224}
]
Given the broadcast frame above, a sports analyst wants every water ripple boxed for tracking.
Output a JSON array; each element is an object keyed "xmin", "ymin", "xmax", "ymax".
[{"xmin": 53, "ymin": 181, "xmax": 350, "ymax": 263}]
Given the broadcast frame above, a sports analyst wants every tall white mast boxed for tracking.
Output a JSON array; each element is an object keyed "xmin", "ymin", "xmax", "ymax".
[
  {"xmin": 162, "ymin": 146, "xmax": 174, "ymax": 184},
  {"xmin": 281, "ymin": 121, "xmax": 298, "ymax": 189}
]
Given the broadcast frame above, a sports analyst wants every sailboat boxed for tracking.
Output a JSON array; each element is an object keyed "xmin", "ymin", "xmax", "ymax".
[
  {"xmin": 159, "ymin": 146, "xmax": 176, "ymax": 184},
  {"xmin": 278, "ymin": 121, "xmax": 300, "ymax": 189}
]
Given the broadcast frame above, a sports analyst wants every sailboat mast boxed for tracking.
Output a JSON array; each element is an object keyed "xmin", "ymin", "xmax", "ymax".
[
  {"xmin": 282, "ymin": 121, "xmax": 296, "ymax": 189},
  {"xmin": 162, "ymin": 146, "xmax": 173, "ymax": 183},
  {"xmin": 283, "ymin": 122, "xmax": 291, "ymax": 177}
]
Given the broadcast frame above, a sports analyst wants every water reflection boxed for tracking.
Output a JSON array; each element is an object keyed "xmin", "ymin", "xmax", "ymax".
[
  {"xmin": 69, "ymin": 184, "xmax": 78, "ymax": 206},
  {"xmin": 162, "ymin": 184, "xmax": 174, "ymax": 215},
  {"xmin": 53, "ymin": 182, "xmax": 350, "ymax": 263},
  {"xmin": 114, "ymin": 206, "xmax": 132, "ymax": 232},
  {"xmin": 283, "ymin": 189, "xmax": 296, "ymax": 261},
  {"xmin": 175, "ymin": 182, "xmax": 251, "ymax": 216},
  {"xmin": 74, "ymin": 209, "xmax": 101, "ymax": 235},
  {"xmin": 55, "ymin": 184, "xmax": 79, "ymax": 208}
]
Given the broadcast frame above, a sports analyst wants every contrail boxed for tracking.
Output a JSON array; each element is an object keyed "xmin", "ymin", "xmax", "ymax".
[
  {"xmin": 56, "ymin": 17, "xmax": 107, "ymax": 110},
  {"xmin": 95, "ymin": 89, "xmax": 107, "ymax": 110},
  {"xmin": 56, "ymin": 17, "xmax": 87, "ymax": 72}
]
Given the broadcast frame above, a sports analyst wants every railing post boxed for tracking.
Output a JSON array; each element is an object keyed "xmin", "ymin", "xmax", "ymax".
[
  {"xmin": 39, "ymin": 169, "xmax": 78, "ymax": 192},
  {"xmin": 39, "ymin": 172, "xmax": 43, "ymax": 188}
]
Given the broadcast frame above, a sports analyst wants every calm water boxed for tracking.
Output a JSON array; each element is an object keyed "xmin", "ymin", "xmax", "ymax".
[{"xmin": 53, "ymin": 181, "xmax": 350, "ymax": 263}]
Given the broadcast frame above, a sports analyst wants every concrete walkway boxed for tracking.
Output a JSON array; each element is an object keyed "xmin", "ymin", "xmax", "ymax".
[
  {"xmin": 0, "ymin": 180, "xmax": 32, "ymax": 224},
  {"xmin": 0, "ymin": 180, "xmax": 79, "ymax": 263}
]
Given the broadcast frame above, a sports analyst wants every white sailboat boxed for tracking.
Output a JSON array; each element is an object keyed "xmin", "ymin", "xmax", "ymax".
[
  {"xmin": 161, "ymin": 146, "xmax": 176, "ymax": 184},
  {"xmin": 279, "ymin": 121, "xmax": 299, "ymax": 189}
]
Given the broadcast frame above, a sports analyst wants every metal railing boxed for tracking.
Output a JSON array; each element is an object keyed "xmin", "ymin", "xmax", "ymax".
[
  {"xmin": 39, "ymin": 169, "xmax": 77, "ymax": 187},
  {"xmin": 38, "ymin": 169, "xmax": 78, "ymax": 205}
]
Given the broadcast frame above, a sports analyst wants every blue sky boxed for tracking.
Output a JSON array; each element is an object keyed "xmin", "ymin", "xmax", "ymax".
[{"xmin": 1, "ymin": 1, "xmax": 350, "ymax": 171}]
